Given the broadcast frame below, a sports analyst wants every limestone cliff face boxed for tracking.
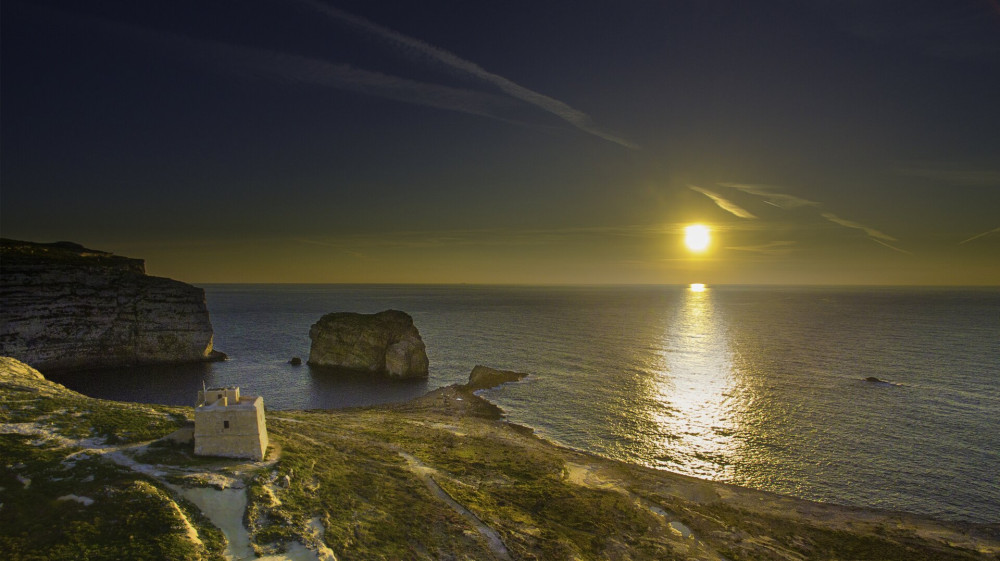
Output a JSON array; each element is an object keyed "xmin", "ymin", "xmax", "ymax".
[
  {"xmin": 0, "ymin": 239, "xmax": 225, "ymax": 372},
  {"xmin": 308, "ymin": 310, "xmax": 429, "ymax": 378}
]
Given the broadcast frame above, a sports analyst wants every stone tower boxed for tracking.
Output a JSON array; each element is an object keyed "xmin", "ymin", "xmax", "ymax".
[{"xmin": 194, "ymin": 385, "xmax": 268, "ymax": 460}]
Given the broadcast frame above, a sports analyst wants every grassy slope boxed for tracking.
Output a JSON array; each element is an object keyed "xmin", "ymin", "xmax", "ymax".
[
  {"xmin": 2, "ymin": 357, "xmax": 998, "ymax": 560},
  {"xmin": 257, "ymin": 386, "xmax": 1000, "ymax": 560},
  {"xmin": 0, "ymin": 358, "xmax": 226, "ymax": 561}
]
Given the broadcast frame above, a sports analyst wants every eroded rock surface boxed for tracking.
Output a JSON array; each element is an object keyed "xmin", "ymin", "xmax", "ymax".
[
  {"xmin": 466, "ymin": 365, "xmax": 528, "ymax": 390},
  {"xmin": 308, "ymin": 310, "xmax": 428, "ymax": 378},
  {"xmin": 0, "ymin": 239, "xmax": 224, "ymax": 372}
]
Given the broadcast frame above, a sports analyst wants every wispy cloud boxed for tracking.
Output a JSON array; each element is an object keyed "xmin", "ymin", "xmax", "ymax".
[
  {"xmin": 294, "ymin": 0, "xmax": 637, "ymax": 149},
  {"xmin": 959, "ymin": 226, "xmax": 1000, "ymax": 245},
  {"xmin": 803, "ymin": 1, "xmax": 1000, "ymax": 60},
  {"xmin": 73, "ymin": 13, "xmax": 536, "ymax": 127},
  {"xmin": 869, "ymin": 238, "xmax": 913, "ymax": 255},
  {"xmin": 895, "ymin": 164, "xmax": 1000, "ymax": 186},
  {"xmin": 820, "ymin": 212, "xmax": 896, "ymax": 242},
  {"xmin": 725, "ymin": 241, "xmax": 797, "ymax": 255},
  {"xmin": 719, "ymin": 182, "xmax": 907, "ymax": 254},
  {"xmin": 688, "ymin": 185, "xmax": 756, "ymax": 219},
  {"xmin": 294, "ymin": 223, "xmax": 692, "ymax": 251},
  {"xmin": 719, "ymin": 183, "xmax": 819, "ymax": 209}
]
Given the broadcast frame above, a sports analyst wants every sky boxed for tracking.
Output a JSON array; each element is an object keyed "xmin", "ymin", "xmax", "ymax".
[{"xmin": 2, "ymin": 0, "xmax": 999, "ymax": 285}]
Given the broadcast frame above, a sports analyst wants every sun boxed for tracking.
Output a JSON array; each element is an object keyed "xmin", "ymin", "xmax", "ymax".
[{"xmin": 684, "ymin": 224, "xmax": 711, "ymax": 252}]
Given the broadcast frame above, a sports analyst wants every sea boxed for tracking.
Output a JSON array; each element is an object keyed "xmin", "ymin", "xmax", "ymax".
[{"xmin": 46, "ymin": 284, "xmax": 1000, "ymax": 524}]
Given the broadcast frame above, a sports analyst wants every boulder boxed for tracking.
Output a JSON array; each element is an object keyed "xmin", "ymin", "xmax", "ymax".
[
  {"xmin": 308, "ymin": 310, "xmax": 428, "ymax": 379},
  {"xmin": 289, "ymin": 357, "xmax": 302, "ymax": 366},
  {"xmin": 466, "ymin": 365, "xmax": 528, "ymax": 390}
]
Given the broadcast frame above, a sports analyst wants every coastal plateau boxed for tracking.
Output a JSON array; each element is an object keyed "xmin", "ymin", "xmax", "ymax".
[
  {"xmin": 0, "ymin": 239, "xmax": 224, "ymax": 372},
  {"xmin": 2, "ymin": 356, "xmax": 998, "ymax": 561}
]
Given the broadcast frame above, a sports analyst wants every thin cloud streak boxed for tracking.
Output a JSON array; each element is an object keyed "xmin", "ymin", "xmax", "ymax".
[
  {"xmin": 294, "ymin": 223, "xmax": 692, "ymax": 250},
  {"xmin": 689, "ymin": 185, "xmax": 757, "ymax": 219},
  {"xmin": 820, "ymin": 213, "xmax": 897, "ymax": 242},
  {"xmin": 895, "ymin": 164, "xmax": 1000, "ymax": 186},
  {"xmin": 55, "ymin": 8, "xmax": 539, "ymax": 129},
  {"xmin": 295, "ymin": 0, "xmax": 638, "ymax": 149},
  {"xmin": 870, "ymin": 238, "xmax": 913, "ymax": 255},
  {"xmin": 720, "ymin": 183, "xmax": 819, "ymax": 209},
  {"xmin": 725, "ymin": 241, "xmax": 797, "ymax": 255},
  {"xmin": 959, "ymin": 226, "xmax": 1000, "ymax": 244},
  {"xmin": 721, "ymin": 182, "xmax": 906, "ymax": 254}
]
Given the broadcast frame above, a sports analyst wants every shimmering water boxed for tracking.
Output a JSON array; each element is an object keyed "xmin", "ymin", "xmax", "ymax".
[{"xmin": 47, "ymin": 285, "xmax": 1000, "ymax": 523}]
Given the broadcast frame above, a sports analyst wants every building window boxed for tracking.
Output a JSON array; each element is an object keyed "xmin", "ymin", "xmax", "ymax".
[{"xmin": 224, "ymin": 420, "xmax": 230, "ymax": 429}]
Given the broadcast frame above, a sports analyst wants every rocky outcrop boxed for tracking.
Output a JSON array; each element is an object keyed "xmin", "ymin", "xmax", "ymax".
[
  {"xmin": 308, "ymin": 310, "xmax": 428, "ymax": 378},
  {"xmin": 466, "ymin": 365, "xmax": 528, "ymax": 390},
  {"xmin": 0, "ymin": 239, "xmax": 225, "ymax": 372}
]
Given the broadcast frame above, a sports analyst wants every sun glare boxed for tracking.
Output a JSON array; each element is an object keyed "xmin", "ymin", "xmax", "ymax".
[
  {"xmin": 684, "ymin": 224, "xmax": 711, "ymax": 252},
  {"xmin": 690, "ymin": 283, "xmax": 706, "ymax": 292}
]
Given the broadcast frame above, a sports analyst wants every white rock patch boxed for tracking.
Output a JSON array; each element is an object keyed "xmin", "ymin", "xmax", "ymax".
[{"xmin": 57, "ymin": 494, "xmax": 95, "ymax": 506}]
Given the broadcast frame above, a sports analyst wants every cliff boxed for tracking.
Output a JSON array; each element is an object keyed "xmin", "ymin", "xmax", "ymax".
[
  {"xmin": 0, "ymin": 239, "xmax": 224, "ymax": 372},
  {"xmin": 2, "ymin": 356, "xmax": 997, "ymax": 561},
  {"xmin": 308, "ymin": 309, "xmax": 429, "ymax": 378}
]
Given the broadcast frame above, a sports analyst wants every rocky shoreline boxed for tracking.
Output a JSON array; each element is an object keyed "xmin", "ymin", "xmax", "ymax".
[{"xmin": 1, "ymin": 356, "xmax": 997, "ymax": 560}]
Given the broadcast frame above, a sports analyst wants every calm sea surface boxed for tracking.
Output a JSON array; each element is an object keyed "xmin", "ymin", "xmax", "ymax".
[{"xmin": 47, "ymin": 285, "xmax": 1000, "ymax": 523}]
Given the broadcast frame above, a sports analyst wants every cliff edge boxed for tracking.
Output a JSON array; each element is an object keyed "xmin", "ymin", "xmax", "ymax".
[{"xmin": 0, "ymin": 239, "xmax": 225, "ymax": 372}]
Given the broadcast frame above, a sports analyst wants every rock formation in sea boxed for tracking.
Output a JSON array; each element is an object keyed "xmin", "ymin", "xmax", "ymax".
[
  {"xmin": 0, "ymin": 238, "xmax": 225, "ymax": 372},
  {"xmin": 308, "ymin": 309, "xmax": 429, "ymax": 378},
  {"xmin": 466, "ymin": 364, "xmax": 528, "ymax": 390}
]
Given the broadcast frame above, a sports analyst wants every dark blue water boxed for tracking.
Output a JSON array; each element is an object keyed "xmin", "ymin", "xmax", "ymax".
[{"xmin": 47, "ymin": 284, "xmax": 1000, "ymax": 523}]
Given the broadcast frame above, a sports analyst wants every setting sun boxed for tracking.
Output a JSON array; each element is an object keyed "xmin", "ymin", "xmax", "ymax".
[{"xmin": 684, "ymin": 224, "xmax": 711, "ymax": 252}]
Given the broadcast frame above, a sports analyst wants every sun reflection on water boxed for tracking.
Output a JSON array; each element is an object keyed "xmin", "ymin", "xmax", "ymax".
[{"xmin": 648, "ymin": 286, "xmax": 740, "ymax": 478}]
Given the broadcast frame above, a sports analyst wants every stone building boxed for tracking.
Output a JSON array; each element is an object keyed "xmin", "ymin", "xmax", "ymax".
[{"xmin": 194, "ymin": 385, "xmax": 268, "ymax": 460}]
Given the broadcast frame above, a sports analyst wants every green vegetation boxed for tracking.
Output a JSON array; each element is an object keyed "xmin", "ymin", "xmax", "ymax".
[
  {"xmin": 0, "ymin": 364, "xmax": 224, "ymax": 561},
  {"xmin": 2, "ymin": 393, "xmax": 188, "ymax": 444},
  {"xmin": 246, "ymin": 387, "xmax": 997, "ymax": 560},
  {"xmin": 0, "ymin": 434, "xmax": 225, "ymax": 561},
  {"xmin": 683, "ymin": 503, "xmax": 985, "ymax": 561},
  {"xmin": 2, "ymin": 360, "xmax": 997, "ymax": 561}
]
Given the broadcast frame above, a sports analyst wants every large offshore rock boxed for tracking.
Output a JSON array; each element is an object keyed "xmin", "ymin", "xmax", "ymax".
[
  {"xmin": 0, "ymin": 239, "xmax": 225, "ymax": 372},
  {"xmin": 308, "ymin": 310, "xmax": 429, "ymax": 378}
]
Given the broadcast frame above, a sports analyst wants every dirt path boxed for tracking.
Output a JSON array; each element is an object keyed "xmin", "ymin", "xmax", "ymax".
[{"xmin": 398, "ymin": 451, "xmax": 511, "ymax": 560}]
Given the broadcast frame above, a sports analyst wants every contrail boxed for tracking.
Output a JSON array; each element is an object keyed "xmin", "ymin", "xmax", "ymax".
[
  {"xmin": 294, "ymin": 0, "xmax": 638, "ymax": 149},
  {"xmin": 725, "ymin": 241, "xmax": 796, "ymax": 255},
  {"xmin": 720, "ymin": 182, "xmax": 906, "ymax": 253},
  {"xmin": 720, "ymin": 183, "xmax": 819, "ymax": 209},
  {"xmin": 821, "ymin": 212, "xmax": 897, "ymax": 242},
  {"xmin": 871, "ymin": 238, "xmax": 913, "ymax": 255},
  {"xmin": 64, "ymin": 11, "xmax": 536, "ymax": 127},
  {"xmin": 688, "ymin": 185, "xmax": 756, "ymax": 218},
  {"xmin": 959, "ymin": 226, "xmax": 1000, "ymax": 244}
]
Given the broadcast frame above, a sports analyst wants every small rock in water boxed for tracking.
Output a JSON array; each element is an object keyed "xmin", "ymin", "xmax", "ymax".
[
  {"xmin": 466, "ymin": 365, "xmax": 529, "ymax": 390},
  {"xmin": 864, "ymin": 376, "xmax": 890, "ymax": 384},
  {"xmin": 289, "ymin": 357, "xmax": 302, "ymax": 366}
]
